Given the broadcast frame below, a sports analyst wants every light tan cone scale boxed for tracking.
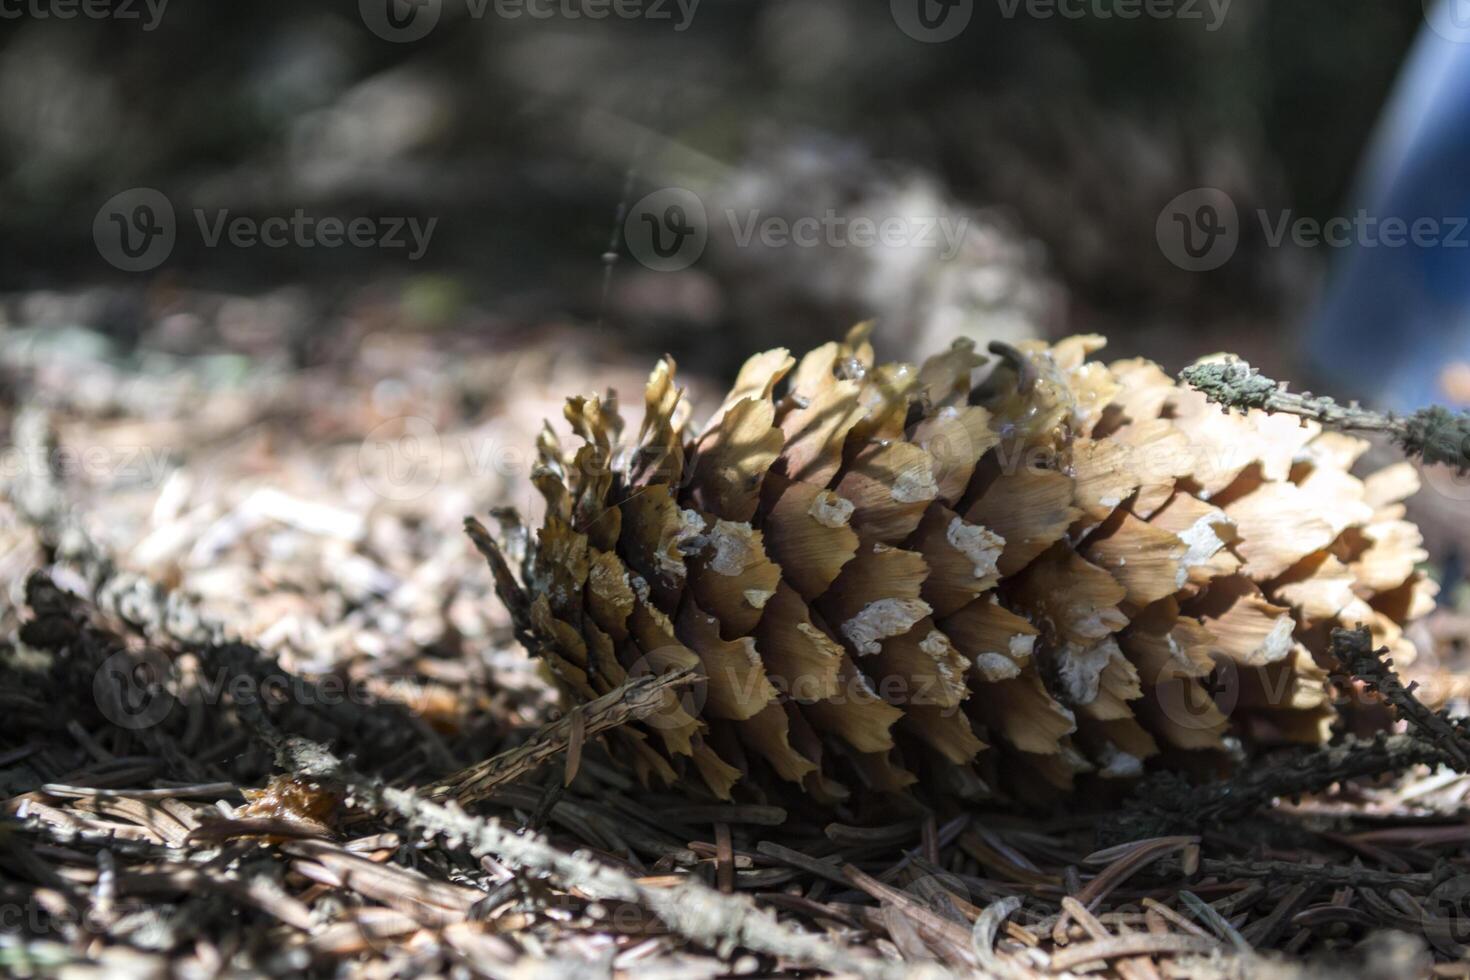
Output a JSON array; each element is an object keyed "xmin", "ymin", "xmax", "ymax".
[{"xmin": 470, "ymin": 328, "xmax": 1437, "ymax": 806}]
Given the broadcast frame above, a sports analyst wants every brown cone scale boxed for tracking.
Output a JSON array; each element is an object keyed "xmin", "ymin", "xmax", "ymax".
[{"xmin": 473, "ymin": 328, "xmax": 1437, "ymax": 806}]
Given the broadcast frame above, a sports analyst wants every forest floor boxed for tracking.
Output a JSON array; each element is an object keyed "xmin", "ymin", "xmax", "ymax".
[{"xmin": 4, "ymin": 287, "xmax": 1470, "ymax": 979}]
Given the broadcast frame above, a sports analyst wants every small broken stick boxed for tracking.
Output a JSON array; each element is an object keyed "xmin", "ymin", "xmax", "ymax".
[
  {"xmin": 427, "ymin": 664, "xmax": 698, "ymax": 805},
  {"xmin": 1329, "ymin": 624, "xmax": 1470, "ymax": 772}
]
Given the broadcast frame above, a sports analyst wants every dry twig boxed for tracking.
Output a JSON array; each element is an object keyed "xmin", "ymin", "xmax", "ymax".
[
  {"xmin": 1180, "ymin": 359, "xmax": 1470, "ymax": 471},
  {"xmin": 427, "ymin": 666, "xmax": 698, "ymax": 804},
  {"xmin": 1329, "ymin": 625, "xmax": 1470, "ymax": 772}
]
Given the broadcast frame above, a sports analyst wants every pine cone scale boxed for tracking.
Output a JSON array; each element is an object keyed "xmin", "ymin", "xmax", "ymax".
[{"xmin": 481, "ymin": 328, "xmax": 1436, "ymax": 806}]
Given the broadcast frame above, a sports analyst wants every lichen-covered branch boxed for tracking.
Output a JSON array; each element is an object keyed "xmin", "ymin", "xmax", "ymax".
[
  {"xmin": 1180, "ymin": 359, "xmax": 1470, "ymax": 471},
  {"xmin": 260, "ymin": 733, "xmax": 910, "ymax": 980}
]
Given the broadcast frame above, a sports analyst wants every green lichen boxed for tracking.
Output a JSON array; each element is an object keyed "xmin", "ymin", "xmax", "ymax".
[
  {"xmin": 1401, "ymin": 405, "xmax": 1470, "ymax": 473},
  {"xmin": 1178, "ymin": 360, "xmax": 1278, "ymax": 410},
  {"xmin": 1181, "ymin": 358, "xmax": 1470, "ymax": 474}
]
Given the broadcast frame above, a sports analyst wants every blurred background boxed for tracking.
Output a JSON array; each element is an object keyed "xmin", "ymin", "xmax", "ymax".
[
  {"xmin": 0, "ymin": 0, "xmax": 1431, "ymax": 377},
  {"xmin": 3, "ymin": 0, "xmax": 1469, "ymax": 667}
]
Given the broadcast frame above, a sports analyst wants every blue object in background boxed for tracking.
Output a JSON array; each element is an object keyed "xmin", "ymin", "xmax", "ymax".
[{"xmin": 1306, "ymin": 0, "xmax": 1470, "ymax": 413}]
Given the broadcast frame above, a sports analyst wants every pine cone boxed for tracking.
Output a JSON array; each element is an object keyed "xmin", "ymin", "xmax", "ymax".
[{"xmin": 471, "ymin": 327, "xmax": 1436, "ymax": 806}]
